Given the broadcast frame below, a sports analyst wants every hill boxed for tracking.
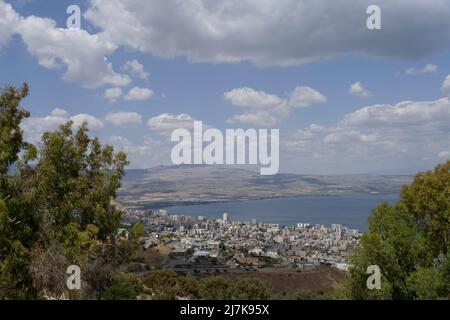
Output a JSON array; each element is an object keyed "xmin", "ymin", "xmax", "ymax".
[{"xmin": 118, "ymin": 165, "xmax": 412, "ymax": 208}]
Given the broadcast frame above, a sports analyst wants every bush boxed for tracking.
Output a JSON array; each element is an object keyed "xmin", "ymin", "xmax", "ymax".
[{"xmin": 102, "ymin": 283, "xmax": 137, "ymax": 300}]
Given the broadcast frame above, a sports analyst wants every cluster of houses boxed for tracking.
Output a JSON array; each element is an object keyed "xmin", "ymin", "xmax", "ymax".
[{"xmin": 121, "ymin": 208, "xmax": 361, "ymax": 271}]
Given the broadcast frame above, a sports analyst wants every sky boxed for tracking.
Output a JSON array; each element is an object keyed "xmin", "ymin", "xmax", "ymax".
[{"xmin": 1, "ymin": 0, "xmax": 450, "ymax": 174}]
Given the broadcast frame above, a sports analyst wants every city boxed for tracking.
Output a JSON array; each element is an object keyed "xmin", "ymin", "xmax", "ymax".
[{"xmin": 121, "ymin": 208, "xmax": 362, "ymax": 272}]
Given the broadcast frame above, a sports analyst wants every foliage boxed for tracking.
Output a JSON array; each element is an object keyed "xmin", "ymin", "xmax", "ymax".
[
  {"xmin": 142, "ymin": 271, "xmax": 272, "ymax": 300},
  {"xmin": 228, "ymin": 278, "xmax": 272, "ymax": 300},
  {"xmin": 284, "ymin": 290, "xmax": 325, "ymax": 300},
  {"xmin": 406, "ymin": 267, "xmax": 445, "ymax": 300},
  {"xmin": 101, "ymin": 283, "xmax": 137, "ymax": 300},
  {"xmin": 345, "ymin": 160, "xmax": 450, "ymax": 300},
  {"xmin": 0, "ymin": 84, "xmax": 131, "ymax": 299},
  {"xmin": 198, "ymin": 276, "xmax": 231, "ymax": 300},
  {"xmin": 101, "ymin": 273, "xmax": 141, "ymax": 300},
  {"xmin": 144, "ymin": 270, "xmax": 183, "ymax": 300},
  {"xmin": 0, "ymin": 84, "xmax": 30, "ymax": 177}
]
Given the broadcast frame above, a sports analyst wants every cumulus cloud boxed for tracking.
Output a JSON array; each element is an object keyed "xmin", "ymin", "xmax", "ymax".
[
  {"xmin": 226, "ymin": 112, "xmax": 279, "ymax": 127},
  {"xmin": 17, "ymin": 16, "xmax": 130, "ymax": 88},
  {"xmin": 50, "ymin": 108, "xmax": 69, "ymax": 118},
  {"xmin": 70, "ymin": 114, "xmax": 104, "ymax": 130},
  {"xmin": 288, "ymin": 86, "xmax": 327, "ymax": 108},
  {"xmin": 21, "ymin": 108, "xmax": 104, "ymax": 144},
  {"xmin": 0, "ymin": 1, "xmax": 130, "ymax": 88},
  {"xmin": 124, "ymin": 86, "xmax": 154, "ymax": 101},
  {"xmin": 341, "ymin": 98, "xmax": 450, "ymax": 127},
  {"xmin": 108, "ymin": 135, "xmax": 167, "ymax": 169},
  {"xmin": 105, "ymin": 112, "xmax": 142, "ymax": 128},
  {"xmin": 224, "ymin": 86, "xmax": 326, "ymax": 126},
  {"xmin": 0, "ymin": 0, "xmax": 19, "ymax": 48},
  {"xmin": 104, "ymin": 87, "xmax": 123, "ymax": 102},
  {"xmin": 349, "ymin": 81, "xmax": 372, "ymax": 98},
  {"xmin": 438, "ymin": 150, "xmax": 450, "ymax": 158},
  {"xmin": 284, "ymin": 98, "xmax": 450, "ymax": 173},
  {"xmin": 4, "ymin": 0, "xmax": 450, "ymax": 90},
  {"xmin": 122, "ymin": 60, "xmax": 149, "ymax": 80},
  {"xmin": 147, "ymin": 113, "xmax": 197, "ymax": 134},
  {"xmin": 3, "ymin": 0, "xmax": 450, "ymax": 90},
  {"xmin": 21, "ymin": 110, "xmax": 68, "ymax": 144},
  {"xmin": 85, "ymin": 0, "xmax": 450, "ymax": 66},
  {"xmin": 442, "ymin": 75, "xmax": 450, "ymax": 96},
  {"xmin": 405, "ymin": 63, "xmax": 438, "ymax": 75},
  {"xmin": 224, "ymin": 87, "xmax": 285, "ymax": 109}
]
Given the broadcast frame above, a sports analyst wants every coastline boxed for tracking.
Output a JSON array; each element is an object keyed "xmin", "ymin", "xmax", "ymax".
[
  {"xmin": 119, "ymin": 192, "xmax": 400, "ymax": 210},
  {"xmin": 124, "ymin": 194, "xmax": 399, "ymax": 232}
]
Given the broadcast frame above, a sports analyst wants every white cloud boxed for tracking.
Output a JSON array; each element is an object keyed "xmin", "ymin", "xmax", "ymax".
[
  {"xmin": 21, "ymin": 109, "xmax": 69, "ymax": 144},
  {"xmin": 85, "ymin": 0, "xmax": 450, "ymax": 66},
  {"xmin": 0, "ymin": 1, "xmax": 130, "ymax": 88},
  {"xmin": 224, "ymin": 87, "xmax": 285, "ymax": 109},
  {"xmin": 105, "ymin": 112, "xmax": 142, "ymax": 128},
  {"xmin": 108, "ymin": 135, "xmax": 167, "ymax": 169},
  {"xmin": 349, "ymin": 81, "xmax": 372, "ymax": 98},
  {"xmin": 147, "ymin": 113, "xmax": 197, "ymax": 134},
  {"xmin": 16, "ymin": 15, "xmax": 131, "ymax": 88},
  {"xmin": 288, "ymin": 86, "xmax": 327, "ymax": 108},
  {"xmin": 284, "ymin": 97, "xmax": 450, "ymax": 173},
  {"xmin": 122, "ymin": 60, "xmax": 149, "ymax": 80},
  {"xmin": 341, "ymin": 98, "xmax": 450, "ymax": 127},
  {"xmin": 227, "ymin": 112, "xmax": 279, "ymax": 127},
  {"xmin": 442, "ymin": 75, "xmax": 450, "ymax": 96},
  {"xmin": 405, "ymin": 63, "xmax": 438, "ymax": 75},
  {"xmin": 51, "ymin": 108, "xmax": 69, "ymax": 118},
  {"xmin": 0, "ymin": 0, "xmax": 19, "ymax": 48},
  {"xmin": 224, "ymin": 86, "xmax": 326, "ymax": 126},
  {"xmin": 104, "ymin": 87, "xmax": 123, "ymax": 102},
  {"xmin": 70, "ymin": 114, "xmax": 104, "ymax": 130},
  {"xmin": 124, "ymin": 86, "xmax": 154, "ymax": 101},
  {"xmin": 21, "ymin": 109, "xmax": 104, "ymax": 144},
  {"xmin": 438, "ymin": 150, "xmax": 450, "ymax": 158},
  {"xmin": 4, "ymin": 0, "xmax": 450, "ymax": 92}
]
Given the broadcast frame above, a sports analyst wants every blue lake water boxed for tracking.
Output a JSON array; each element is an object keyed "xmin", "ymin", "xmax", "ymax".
[{"xmin": 167, "ymin": 195, "xmax": 399, "ymax": 232}]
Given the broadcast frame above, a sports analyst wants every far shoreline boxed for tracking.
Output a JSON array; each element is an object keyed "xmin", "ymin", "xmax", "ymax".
[
  {"xmin": 119, "ymin": 192, "xmax": 400, "ymax": 211},
  {"xmin": 119, "ymin": 194, "xmax": 400, "ymax": 232}
]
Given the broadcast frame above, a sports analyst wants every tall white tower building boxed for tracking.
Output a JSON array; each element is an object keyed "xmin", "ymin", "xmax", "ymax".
[{"xmin": 223, "ymin": 212, "xmax": 229, "ymax": 222}]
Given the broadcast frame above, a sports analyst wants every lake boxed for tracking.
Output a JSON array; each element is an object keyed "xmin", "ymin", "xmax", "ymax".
[{"xmin": 167, "ymin": 195, "xmax": 399, "ymax": 232}]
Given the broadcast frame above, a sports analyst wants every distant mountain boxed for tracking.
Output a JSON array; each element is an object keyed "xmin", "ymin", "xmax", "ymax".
[{"xmin": 118, "ymin": 165, "xmax": 412, "ymax": 208}]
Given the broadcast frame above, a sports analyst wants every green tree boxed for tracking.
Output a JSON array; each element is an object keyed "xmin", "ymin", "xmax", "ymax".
[
  {"xmin": 345, "ymin": 160, "xmax": 450, "ymax": 300},
  {"xmin": 0, "ymin": 84, "xmax": 31, "ymax": 177},
  {"xmin": 407, "ymin": 267, "xmax": 445, "ymax": 300},
  {"xmin": 144, "ymin": 270, "xmax": 183, "ymax": 299},
  {"xmin": 199, "ymin": 276, "xmax": 231, "ymax": 300},
  {"xmin": 130, "ymin": 222, "xmax": 145, "ymax": 241},
  {"xmin": 0, "ymin": 84, "xmax": 39, "ymax": 298},
  {"xmin": 0, "ymin": 84, "xmax": 131, "ymax": 299},
  {"xmin": 401, "ymin": 161, "xmax": 450, "ymax": 256},
  {"xmin": 101, "ymin": 283, "xmax": 137, "ymax": 300},
  {"xmin": 285, "ymin": 290, "xmax": 323, "ymax": 300},
  {"xmin": 228, "ymin": 278, "xmax": 272, "ymax": 300}
]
